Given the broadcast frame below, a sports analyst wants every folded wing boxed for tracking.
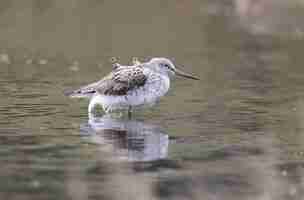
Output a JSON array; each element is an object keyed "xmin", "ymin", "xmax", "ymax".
[
  {"xmin": 97, "ymin": 66, "xmax": 147, "ymax": 95},
  {"xmin": 65, "ymin": 66, "xmax": 147, "ymax": 98}
]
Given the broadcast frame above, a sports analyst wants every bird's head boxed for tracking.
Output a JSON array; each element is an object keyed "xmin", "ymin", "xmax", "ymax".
[{"xmin": 148, "ymin": 57, "xmax": 200, "ymax": 80}]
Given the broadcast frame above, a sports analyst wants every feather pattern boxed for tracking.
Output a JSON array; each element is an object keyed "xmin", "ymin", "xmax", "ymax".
[
  {"xmin": 66, "ymin": 65, "xmax": 147, "ymax": 98},
  {"xmin": 97, "ymin": 66, "xmax": 147, "ymax": 96}
]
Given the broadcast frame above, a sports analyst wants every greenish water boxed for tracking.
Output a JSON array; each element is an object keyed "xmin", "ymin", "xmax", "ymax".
[{"xmin": 1, "ymin": 0, "xmax": 304, "ymax": 199}]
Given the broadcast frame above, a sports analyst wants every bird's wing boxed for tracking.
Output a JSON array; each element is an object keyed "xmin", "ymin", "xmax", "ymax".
[
  {"xmin": 65, "ymin": 66, "xmax": 147, "ymax": 97},
  {"xmin": 96, "ymin": 66, "xmax": 147, "ymax": 96}
]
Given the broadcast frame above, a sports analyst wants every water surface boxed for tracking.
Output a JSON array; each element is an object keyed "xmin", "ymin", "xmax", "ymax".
[{"xmin": 1, "ymin": 0, "xmax": 304, "ymax": 199}]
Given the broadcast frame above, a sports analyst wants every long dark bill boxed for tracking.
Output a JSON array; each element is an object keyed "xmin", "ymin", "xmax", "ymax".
[{"xmin": 175, "ymin": 68, "xmax": 200, "ymax": 80}]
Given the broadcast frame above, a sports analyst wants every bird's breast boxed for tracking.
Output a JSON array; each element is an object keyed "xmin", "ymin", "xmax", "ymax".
[{"xmin": 126, "ymin": 73, "xmax": 170, "ymax": 106}]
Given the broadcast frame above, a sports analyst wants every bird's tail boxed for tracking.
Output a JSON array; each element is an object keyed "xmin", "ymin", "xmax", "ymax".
[
  {"xmin": 64, "ymin": 81, "xmax": 99, "ymax": 98},
  {"xmin": 64, "ymin": 88, "xmax": 96, "ymax": 98}
]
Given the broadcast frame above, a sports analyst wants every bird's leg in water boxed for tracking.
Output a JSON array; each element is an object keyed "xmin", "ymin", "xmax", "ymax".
[{"xmin": 128, "ymin": 106, "xmax": 132, "ymax": 119}]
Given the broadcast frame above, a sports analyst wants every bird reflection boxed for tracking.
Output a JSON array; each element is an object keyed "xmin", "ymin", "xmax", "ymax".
[{"xmin": 80, "ymin": 115, "xmax": 169, "ymax": 162}]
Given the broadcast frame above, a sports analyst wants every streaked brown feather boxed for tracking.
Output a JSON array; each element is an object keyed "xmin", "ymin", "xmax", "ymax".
[{"xmin": 96, "ymin": 66, "xmax": 147, "ymax": 96}]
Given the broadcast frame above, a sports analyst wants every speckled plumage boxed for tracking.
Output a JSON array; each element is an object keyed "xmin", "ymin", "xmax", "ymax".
[
  {"xmin": 66, "ymin": 65, "xmax": 146, "ymax": 97},
  {"xmin": 97, "ymin": 66, "xmax": 147, "ymax": 96}
]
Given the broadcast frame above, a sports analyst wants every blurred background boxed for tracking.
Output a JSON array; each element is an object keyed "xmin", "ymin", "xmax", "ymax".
[{"xmin": 1, "ymin": 0, "xmax": 304, "ymax": 200}]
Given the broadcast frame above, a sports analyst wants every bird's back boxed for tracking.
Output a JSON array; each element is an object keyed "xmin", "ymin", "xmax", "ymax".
[{"xmin": 65, "ymin": 64, "xmax": 147, "ymax": 98}]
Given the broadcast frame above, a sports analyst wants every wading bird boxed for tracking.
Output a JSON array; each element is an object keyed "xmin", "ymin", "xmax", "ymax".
[{"xmin": 66, "ymin": 57, "xmax": 199, "ymax": 118}]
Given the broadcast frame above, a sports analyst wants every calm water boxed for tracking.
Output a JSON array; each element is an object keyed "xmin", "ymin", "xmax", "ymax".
[{"xmin": 1, "ymin": 0, "xmax": 304, "ymax": 200}]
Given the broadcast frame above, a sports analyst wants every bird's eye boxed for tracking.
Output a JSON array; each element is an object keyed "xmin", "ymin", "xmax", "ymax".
[{"xmin": 163, "ymin": 64, "xmax": 170, "ymax": 68}]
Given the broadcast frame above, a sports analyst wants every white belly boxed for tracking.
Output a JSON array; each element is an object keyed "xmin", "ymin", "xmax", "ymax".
[{"xmin": 88, "ymin": 74, "xmax": 170, "ymax": 113}]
